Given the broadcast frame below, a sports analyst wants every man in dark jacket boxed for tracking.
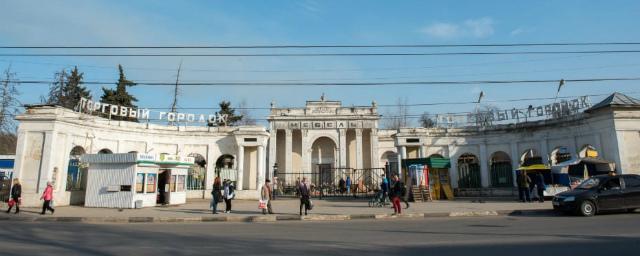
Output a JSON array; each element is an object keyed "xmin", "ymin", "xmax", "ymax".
[
  {"xmin": 535, "ymin": 173, "xmax": 546, "ymax": 203},
  {"xmin": 298, "ymin": 177, "xmax": 311, "ymax": 216},
  {"xmin": 6, "ymin": 179, "xmax": 21, "ymax": 214},
  {"xmin": 516, "ymin": 171, "xmax": 531, "ymax": 203}
]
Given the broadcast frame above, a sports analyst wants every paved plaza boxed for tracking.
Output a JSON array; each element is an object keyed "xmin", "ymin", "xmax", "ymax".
[{"xmin": 1, "ymin": 198, "xmax": 552, "ymax": 221}]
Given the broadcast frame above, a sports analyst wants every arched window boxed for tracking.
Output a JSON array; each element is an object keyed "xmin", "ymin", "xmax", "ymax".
[
  {"xmin": 520, "ymin": 149, "xmax": 540, "ymax": 165},
  {"xmin": 187, "ymin": 153, "xmax": 207, "ymax": 190},
  {"xmin": 490, "ymin": 151, "xmax": 513, "ymax": 187},
  {"xmin": 67, "ymin": 146, "xmax": 86, "ymax": 191},
  {"xmin": 215, "ymin": 154, "xmax": 236, "ymax": 182},
  {"xmin": 578, "ymin": 145, "xmax": 598, "ymax": 158},
  {"xmin": 551, "ymin": 146, "xmax": 572, "ymax": 165},
  {"xmin": 457, "ymin": 153, "xmax": 481, "ymax": 188},
  {"xmin": 98, "ymin": 148, "xmax": 113, "ymax": 154}
]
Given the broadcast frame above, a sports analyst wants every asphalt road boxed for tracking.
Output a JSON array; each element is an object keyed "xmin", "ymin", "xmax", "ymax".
[{"xmin": 1, "ymin": 212, "xmax": 640, "ymax": 256}]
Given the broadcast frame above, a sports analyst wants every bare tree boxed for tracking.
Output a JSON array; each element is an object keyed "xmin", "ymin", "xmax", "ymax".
[
  {"xmin": 237, "ymin": 99, "xmax": 256, "ymax": 125},
  {"xmin": 419, "ymin": 112, "xmax": 436, "ymax": 128},
  {"xmin": 470, "ymin": 104, "xmax": 500, "ymax": 127},
  {"xmin": 382, "ymin": 97, "xmax": 410, "ymax": 129},
  {"xmin": 0, "ymin": 65, "xmax": 20, "ymax": 133}
]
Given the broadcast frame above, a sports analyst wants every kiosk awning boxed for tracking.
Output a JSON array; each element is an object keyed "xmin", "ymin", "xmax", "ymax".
[{"xmin": 402, "ymin": 157, "xmax": 451, "ymax": 169}]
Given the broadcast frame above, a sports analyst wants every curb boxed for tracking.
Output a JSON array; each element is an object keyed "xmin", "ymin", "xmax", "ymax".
[{"xmin": 0, "ymin": 209, "xmax": 554, "ymax": 224}]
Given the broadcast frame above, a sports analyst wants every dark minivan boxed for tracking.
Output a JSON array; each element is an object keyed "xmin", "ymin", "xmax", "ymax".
[{"xmin": 553, "ymin": 174, "xmax": 640, "ymax": 216}]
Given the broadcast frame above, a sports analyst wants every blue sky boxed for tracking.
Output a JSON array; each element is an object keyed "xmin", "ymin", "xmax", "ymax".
[{"xmin": 1, "ymin": 0, "xmax": 639, "ymax": 126}]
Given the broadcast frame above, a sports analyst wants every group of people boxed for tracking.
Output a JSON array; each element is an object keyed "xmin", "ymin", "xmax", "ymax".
[
  {"xmin": 338, "ymin": 176, "xmax": 352, "ymax": 195},
  {"xmin": 4, "ymin": 179, "xmax": 55, "ymax": 215},
  {"xmin": 210, "ymin": 177, "xmax": 235, "ymax": 214},
  {"xmin": 516, "ymin": 171, "xmax": 546, "ymax": 203},
  {"xmin": 209, "ymin": 176, "xmax": 314, "ymax": 216}
]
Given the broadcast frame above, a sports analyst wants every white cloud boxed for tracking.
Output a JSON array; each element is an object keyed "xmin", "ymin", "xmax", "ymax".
[
  {"xmin": 420, "ymin": 17, "xmax": 494, "ymax": 39},
  {"xmin": 510, "ymin": 27, "xmax": 525, "ymax": 36},
  {"xmin": 421, "ymin": 23, "xmax": 461, "ymax": 39}
]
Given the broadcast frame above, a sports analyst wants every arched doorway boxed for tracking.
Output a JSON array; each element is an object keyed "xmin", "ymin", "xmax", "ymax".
[
  {"xmin": 187, "ymin": 153, "xmax": 206, "ymax": 190},
  {"xmin": 490, "ymin": 151, "xmax": 513, "ymax": 187},
  {"xmin": 311, "ymin": 137, "xmax": 337, "ymax": 189},
  {"xmin": 380, "ymin": 151, "xmax": 398, "ymax": 177},
  {"xmin": 457, "ymin": 153, "xmax": 481, "ymax": 188},
  {"xmin": 67, "ymin": 146, "xmax": 87, "ymax": 205},
  {"xmin": 215, "ymin": 154, "xmax": 236, "ymax": 182}
]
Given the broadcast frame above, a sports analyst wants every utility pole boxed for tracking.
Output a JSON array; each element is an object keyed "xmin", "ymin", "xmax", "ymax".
[{"xmin": 169, "ymin": 61, "xmax": 182, "ymax": 125}]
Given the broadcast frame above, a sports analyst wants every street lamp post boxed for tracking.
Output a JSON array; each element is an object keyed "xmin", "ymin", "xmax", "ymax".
[{"xmin": 273, "ymin": 163, "xmax": 279, "ymax": 180}]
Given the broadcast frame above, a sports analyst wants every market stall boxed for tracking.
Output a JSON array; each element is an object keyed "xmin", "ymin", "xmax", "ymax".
[
  {"xmin": 402, "ymin": 157, "xmax": 453, "ymax": 201},
  {"xmin": 81, "ymin": 153, "xmax": 194, "ymax": 208},
  {"xmin": 518, "ymin": 164, "xmax": 570, "ymax": 197},
  {"xmin": 551, "ymin": 157, "xmax": 616, "ymax": 188}
]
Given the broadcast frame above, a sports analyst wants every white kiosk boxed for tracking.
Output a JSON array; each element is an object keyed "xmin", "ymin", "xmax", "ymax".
[{"xmin": 82, "ymin": 153, "xmax": 194, "ymax": 208}]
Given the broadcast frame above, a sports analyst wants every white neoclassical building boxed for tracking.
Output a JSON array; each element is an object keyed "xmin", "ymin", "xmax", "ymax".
[{"xmin": 11, "ymin": 92, "xmax": 640, "ymax": 206}]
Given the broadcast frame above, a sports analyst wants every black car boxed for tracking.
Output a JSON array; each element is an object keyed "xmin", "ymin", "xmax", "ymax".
[{"xmin": 553, "ymin": 174, "xmax": 640, "ymax": 216}]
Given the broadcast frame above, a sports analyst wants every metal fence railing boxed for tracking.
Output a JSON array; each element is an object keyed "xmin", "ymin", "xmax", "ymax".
[{"xmin": 273, "ymin": 167, "xmax": 387, "ymax": 199}]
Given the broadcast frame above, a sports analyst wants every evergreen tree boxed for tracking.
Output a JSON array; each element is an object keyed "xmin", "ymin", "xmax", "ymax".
[
  {"xmin": 101, "ymin": 65, "xmax": 138, "ymax": 121},
  {"xmin": 208, "ymin": 101, "xmax": 243, "ymax": 126},
  {"xmin": 65, "ymin": 66, "xmax": 91, "ymax": 109},
  {"xmin": 44, "ymin": 66, "xmax": 91, "ymax": 110}
]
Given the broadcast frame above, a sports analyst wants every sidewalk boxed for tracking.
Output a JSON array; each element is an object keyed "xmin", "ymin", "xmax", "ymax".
[{"xmin": 0, "ymin": 198, "xmax": 554, "ymax": 223}]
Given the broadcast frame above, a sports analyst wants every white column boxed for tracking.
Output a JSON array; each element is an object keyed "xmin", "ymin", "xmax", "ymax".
[
  {"xmin": 540, "ymin": 139, "xmax": 549, "ymax": 165},
  {"xmin": 285, "ymin": 129, "xmax": 292, "ymax": 174},
  {"xmin": 510, "ymin": 141, "xmax": 519, "ymax": 187},
  {"xmin": 419, "ymin": 145, "xmax": 426, "ymax": 158},
  {"xmin": 205, "ymin": 144, "xmax": 216, "ymax": 192},
  {"xmin": 355, "ymin": 128, "xmax": 363, "ymax": 169},
  {"xmin": 268, "ymin": 130, "xmax": 276, "ymax": 180},
  {"xmin": 237, "ymin": 145, "xmax": 244, "ymax": 190},
  {"xmin": 479, "ymin": 143, "xmax": 489, "ymax": 188},
  {"xmin": 38, "ymin": 131, "xmax": 57, "ymax": 193},
  {"xmin": 258, "ymin": 145, "xmax": 266, "ymax": 188},
  {"xmin": 397, "ymin": 152, "xmax": 402, "ymax": 177},
  {"xmin": 448, "ymin": 144, "xmax": 459, "ymax": 189},
  {"xmin": 370, "ymin": 129, "xmax": 379, "ymax": 168},
  {"xmin": 339, "ymin": 129, "xmax": 347, "ymax": 168},
  {"xmin": 301, "ymin": 130, "xmax": 311, "ymax": 172}
]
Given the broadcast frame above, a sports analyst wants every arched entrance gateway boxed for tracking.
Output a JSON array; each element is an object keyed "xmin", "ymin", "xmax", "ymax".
[
  {"xmin": 490, "ymin": 151, "xmax": 513, "ymax": 187},
  {"xmin": 311, "ymin": 137, "xmax": 338, "ymax": 189},
  {"xmin": 67, "ymin": 146, "xmax": 87, "ymax": 205},
  {"xmin": 457, "ymin": 153, "xmax": 481, "ymax": 188}
]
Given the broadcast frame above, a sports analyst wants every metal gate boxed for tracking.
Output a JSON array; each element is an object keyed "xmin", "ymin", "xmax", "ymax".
[
  {"xmin": 490, "ymin": 162, "xmax": 513, "ymax": 187},
  {"xmin": 458, "ymin": 163, "xmax": 481, "ymax": 188},
  {"xmin": 275, "ymin": 167, "xmax": 386, "ymax": 199}
]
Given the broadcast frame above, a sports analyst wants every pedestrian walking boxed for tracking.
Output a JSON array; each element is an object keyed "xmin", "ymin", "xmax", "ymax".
[
  {"xmin": 298, "ymin": 177, "xmax": 311, "ymax": 215},
  {"xmin": 535, "ymin": 172, "xmax": 546, "ymax": 203},
  {"xmin": 346, "ymin": 176, "xmax": 352, "ymax": 195},
  {"xmin": 260, "ymin": 179, "xmax": 274, "ymax": 215},
  {"xmin": 391, "ymin": 175, "xmax": 405, "ymax": 215},
  {"xmin": 339, "ymin": 177, "xmax": 346, "ymax": 195},
  {"xmin": 517, "ymin": 171, "xmax": 532, "ymax": 202},
  {"xmin": 211, "ymin": 177, "xmax": 222, "ymax": 214},
  {"xmin": 40, "ymin": 181, "xmax": 55, "ymax": 215},
  {"xmin": 381, "ymin": 174, "xmax": 389, "ymax": 198},
  {"xmin": 272, "ymin": 176, "xmax": 279, "ymax": 200},
  {"xmin": 6, "ymin": 179, "xmax": 21, "ymax": 214},
  {"xmin": 223, "ymin": 179, "xmax": 235, "ymax": 213}
]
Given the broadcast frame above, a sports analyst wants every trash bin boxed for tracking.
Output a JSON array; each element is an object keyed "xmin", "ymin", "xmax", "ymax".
[{"xmin": 135, "ymin": 200, "xmax": 143, "ymax": 209}]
